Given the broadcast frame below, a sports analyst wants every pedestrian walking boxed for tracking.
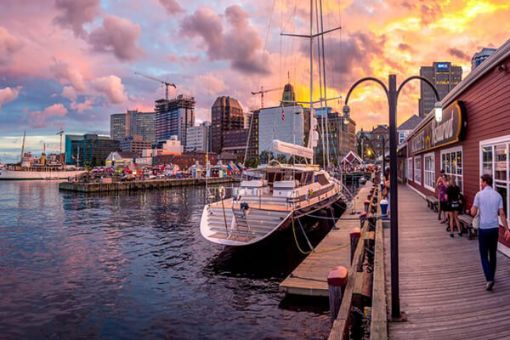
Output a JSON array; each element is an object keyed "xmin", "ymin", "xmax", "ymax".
[
  {"xmin": 446, "ymin": 177, "xmax": 462, "ymax": 238},
  {"xmin": 471, "ymin": 174, "xmax": 510, "ymax": 290},
  {"xmin": 436, "ymin": 170, "xmax": 448, "ymax": 224}
]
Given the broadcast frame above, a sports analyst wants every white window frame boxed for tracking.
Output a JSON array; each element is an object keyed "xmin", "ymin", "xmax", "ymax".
[
  {"xmin": 407, "ymin": 157, "xmax": 413, "ymax": 181},
  {"xmin": 440, "ymin": 145, "xmax": 463, "ymax": 193},
  {"xmin": 423, "ymin": 152, "xmax": 435, "ymax": 191},
  {"xmin": 414, "ymin": 156, "xmax": 422, "ymax": 185},
  {"xmin": 480, "ymin": 135, "xmax": 510, "ymax": 225}
]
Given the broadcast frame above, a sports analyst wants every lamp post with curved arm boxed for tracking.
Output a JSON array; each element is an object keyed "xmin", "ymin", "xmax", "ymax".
[{"xmin": 343, "ymin": 74, "xmax": 441, "ymax": 319}]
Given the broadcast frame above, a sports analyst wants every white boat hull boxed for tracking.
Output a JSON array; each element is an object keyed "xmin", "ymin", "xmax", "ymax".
[{"xmin": 0, "ymin": 169, "xmax": 86, "ymax": 180}]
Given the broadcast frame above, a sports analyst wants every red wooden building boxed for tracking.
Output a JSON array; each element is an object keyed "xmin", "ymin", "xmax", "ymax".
[{"xmin": 401, "ymin": 38, "xmax": 510, "ymax": 250}]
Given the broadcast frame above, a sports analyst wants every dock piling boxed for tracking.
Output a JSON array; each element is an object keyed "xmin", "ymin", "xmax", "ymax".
[
  {"xmin": 328, "ymin": 266, "xmax": 348, "ymax": 322},
  {"xmin": 350, "ymin": 228, "xmax": 361, "ymax": 264}
]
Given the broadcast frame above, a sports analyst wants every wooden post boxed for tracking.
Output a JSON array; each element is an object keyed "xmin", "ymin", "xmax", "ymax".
[
  {"xmin": 350, "ymin": 227, "xmax": 361, "ymax": 264},
  {"xmin": 328, "ymin": 266, "xmax": 348, "ymax": 322},
  {"xmin": 364, "ymin": 200, "xmax": 370, "ymax": 212},
  {"xmin": 359, "ymin": 212, "xmax": 367, "ymax": 228}
]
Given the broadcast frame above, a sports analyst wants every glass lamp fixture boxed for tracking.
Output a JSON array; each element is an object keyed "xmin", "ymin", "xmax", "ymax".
[{"xmin": 434, "ymin": 102, "xmax": 443, "ymax": 123}]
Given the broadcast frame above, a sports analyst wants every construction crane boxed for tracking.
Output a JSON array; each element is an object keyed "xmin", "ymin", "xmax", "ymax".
[
  {"xmin": 251, "ymin": 86, "xmax": 283, "ymax": 109},
  {"xmin": 56, "ymin": 128, "xmax": 64, "ymax": 163},
  {"xmin": 135, "ymin": 71, "xmax": 176, "ymax": 100}
]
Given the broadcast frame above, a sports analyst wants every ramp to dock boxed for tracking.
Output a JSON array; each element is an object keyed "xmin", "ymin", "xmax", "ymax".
[
  {"xmin": 279, "ymin": 184, "xmax": 371, "ymax": 296},
  {"xmin": 388, "ymin": 185, "xmax": 510, "ymax": 340}
]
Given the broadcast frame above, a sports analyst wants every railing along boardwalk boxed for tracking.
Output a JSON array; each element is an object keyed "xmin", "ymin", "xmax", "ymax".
[
  {"xmin": 388, "ymin": 185, "xmax": 510, "ymax": 340},
  {"xmin": 279, "ymin": 183, "xmax": 372, "ymax": 296}
]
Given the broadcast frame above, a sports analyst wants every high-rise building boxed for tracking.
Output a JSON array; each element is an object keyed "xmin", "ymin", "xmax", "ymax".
[
  {"xmin": 472, "ymin": 47, "xmax": 497, "ymax": 71},
  {"xmin": 419, "ymin": 62, "xmax": 462, "ymax": 117},
  {"xmin": 314, "ymin": 108, "xmax": 356, "ymax": 166},
  {"xmin": 120, "ymin": 135, "xmax": 152, "ymax": 157},
  {"xmin": 221, "ymin": 129, "xmax": 250, "ymax": 162},
  {"xmin": 155, "ymin": 95, "xmax": 195, "ymax": 147},
  {"xmin": 65, "ymin": 134, "xmax": 120, "ymax": 166},
  {"xmin": 110, "ymin": 110, "xmax": 155, "ymax": 143},
  {"xmin": 247, "ymin": 111, "xmax": 259, "ymax": 162},
  {"xmin": 110, "ymin": 113, "xmax": 126, "ymax": 141},
  {"xmin": 186, "ymin": 122, "xmax": 211, "ymax": 152},
  {"xmin": 211, "ymin": 96, "xmax": 244, "ymax": 154},
  {"xmin": 258, "ymin": 105, "xmax": 304, "ymax": 155}
]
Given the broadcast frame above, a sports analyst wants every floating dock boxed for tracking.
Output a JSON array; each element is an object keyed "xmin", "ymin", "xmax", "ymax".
[
  {"xmin": 59, "ymin": 177, "xmax": 238, "ymax": 193},
  {"xmin": 279, "ymin": 183, "xmax": 372, "ymax": 296}
]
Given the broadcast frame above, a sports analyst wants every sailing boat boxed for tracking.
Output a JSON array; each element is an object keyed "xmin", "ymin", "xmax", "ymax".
[{"xmin": 199, "ymin": 0, "xmax": 347, "ymax": 246}]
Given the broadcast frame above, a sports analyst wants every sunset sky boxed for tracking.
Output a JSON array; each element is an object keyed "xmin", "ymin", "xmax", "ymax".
[{"xmin": 1, "ymin": 0, "xmax": 510, "ymax": 162}]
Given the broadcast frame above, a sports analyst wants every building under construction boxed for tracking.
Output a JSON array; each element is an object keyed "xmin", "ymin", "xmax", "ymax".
[{"xmin": 155, "ymin": 95, "xmax": 195, "ymax": 148}]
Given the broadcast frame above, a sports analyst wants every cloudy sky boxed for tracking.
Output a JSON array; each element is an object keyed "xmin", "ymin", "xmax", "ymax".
[{"xmin": 1, "ymin": 0, "xmax": 509, "ymax": 162}]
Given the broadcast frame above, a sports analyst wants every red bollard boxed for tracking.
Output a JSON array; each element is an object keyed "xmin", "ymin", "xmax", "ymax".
[
  {"xmin": 328, "ymin": 266, "xmax": 349, "ymax": 322},
  {"xmin": 350, "ymin": 227, "xmax": 361, "ymax": 264}
]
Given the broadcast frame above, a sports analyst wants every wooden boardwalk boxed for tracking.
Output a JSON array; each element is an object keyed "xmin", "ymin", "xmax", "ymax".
[
  {"xmin": 279, "ymin": 184, "xmax": 371, "ymax": 296},
  {"xmin": 388, "ymin": 185, "xmax": 510, "ymax": 340}
]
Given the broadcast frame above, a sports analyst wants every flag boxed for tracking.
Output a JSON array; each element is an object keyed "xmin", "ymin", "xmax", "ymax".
[{"xmin": 281, "ymin": 106, "xmax": 285, "ymax": 121}]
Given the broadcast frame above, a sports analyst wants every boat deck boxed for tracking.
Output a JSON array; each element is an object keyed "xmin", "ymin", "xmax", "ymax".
[
  {"xmin": 279, "ymin": 183, "xmax": 371, "ymax": 296},
  {"xmin": 388, "ymin": 185, "xmax": 510, "ymax": 340}
]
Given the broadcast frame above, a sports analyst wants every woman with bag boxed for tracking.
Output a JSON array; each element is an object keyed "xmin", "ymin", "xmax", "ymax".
[
  {"xmin": 436, "ymin": 170, "xmax": 448, "ymax": 224},
  {"xmin": 446, "ymin": 177, "xmax": 463, "ymax": 238}
]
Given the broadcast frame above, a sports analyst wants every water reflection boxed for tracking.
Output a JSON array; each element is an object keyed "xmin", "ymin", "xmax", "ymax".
[{"xmin": 0, "ymin": 181, "xmax": 343, "ymax": 339}]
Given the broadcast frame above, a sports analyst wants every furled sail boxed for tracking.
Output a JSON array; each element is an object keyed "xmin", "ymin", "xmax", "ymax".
[{"xmin": 272, "ymin": 139, "xmax": 314, "ymax": 159}]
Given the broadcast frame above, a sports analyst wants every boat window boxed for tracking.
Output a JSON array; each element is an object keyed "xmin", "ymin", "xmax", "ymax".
[
  {"xmin": 315, "ymin": 174, "xmax": 329, "ymax": 185},
  {"xmin": 305, "ymin": 172, "xmax": 313, "ymax": 185}
]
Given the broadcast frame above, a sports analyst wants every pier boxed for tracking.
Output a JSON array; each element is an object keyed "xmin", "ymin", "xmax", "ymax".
[
  {"xmin": 387, "ymin": 185, "xmax": 510, "ymax": 339},
  {"xmin": 279, "ymin": 182, "xmax": 373, "ymax": 296},
  {"xmin": 58, "ymin": 177, "xmax": 238, "ymax": 193}
]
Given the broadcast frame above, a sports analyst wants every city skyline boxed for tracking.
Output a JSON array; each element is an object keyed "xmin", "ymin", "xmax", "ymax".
[{"xmin": 1, "ymin": 0, "xmax": 510, "ymax": 162}]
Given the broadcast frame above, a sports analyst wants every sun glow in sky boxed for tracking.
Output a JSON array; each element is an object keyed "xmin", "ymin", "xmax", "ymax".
[{"xmin": 1, "ymin": 0, "xmax": 510, "ymax": 161}]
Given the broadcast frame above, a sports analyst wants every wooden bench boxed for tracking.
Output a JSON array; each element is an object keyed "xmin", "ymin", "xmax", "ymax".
[
  {"xmin": 458, "ymin": 214, "xmax": 477, "ymax": 240},
  {"xmin": 426, "ymin": 195, "xmax": 439, "ymax": 212}
]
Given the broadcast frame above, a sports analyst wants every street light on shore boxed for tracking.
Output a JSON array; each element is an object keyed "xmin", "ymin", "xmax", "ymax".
[{"xmin": 344, "ymin": 74, "xmax": 441, "ymax": 319}]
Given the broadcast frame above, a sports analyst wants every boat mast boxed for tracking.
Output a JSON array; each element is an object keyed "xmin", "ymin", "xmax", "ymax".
[{"xmin": 309, "ymin": 0, "xmax": 314, "ymax": 158}]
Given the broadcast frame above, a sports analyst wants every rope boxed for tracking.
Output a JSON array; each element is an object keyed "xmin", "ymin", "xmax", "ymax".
[
  {"xmin": 220, "ymin": 198, "xmax": 229, "ymax": 236},
  {"xmin": 291, "ymin": 216, "xmax": 312, "ymax": 255},
  {"xmin": 297, "ymin": 217, "xmax": 315, "ymax": 251}
]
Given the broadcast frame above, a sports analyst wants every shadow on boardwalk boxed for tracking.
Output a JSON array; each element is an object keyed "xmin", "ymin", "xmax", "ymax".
[{"xmin": 386, "ymin": 185, "xmax": 510, "ymax": 340}]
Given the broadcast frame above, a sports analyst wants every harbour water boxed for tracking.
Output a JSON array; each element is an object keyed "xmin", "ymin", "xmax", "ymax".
[{"xmin": 0, "ymin": 181, "xmax": 338, "ymax": 339}]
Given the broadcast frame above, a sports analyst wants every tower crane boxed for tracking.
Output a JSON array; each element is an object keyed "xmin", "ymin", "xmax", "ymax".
[
  {"xmin": 251, "ymin": 86, "xmax": 283, "ymax": 109},
  {"xmin": 135, "ymin": 72, "xmax": 176, "ymax": 100}
]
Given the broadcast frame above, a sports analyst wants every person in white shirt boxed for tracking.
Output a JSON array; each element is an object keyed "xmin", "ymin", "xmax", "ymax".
[{"xmin": 471, "ymin": 174, "xmax": 510, "ymax": 291}]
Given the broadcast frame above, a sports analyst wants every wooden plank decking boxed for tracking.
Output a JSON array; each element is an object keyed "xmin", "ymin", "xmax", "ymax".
[
  {"xmin": 279, "ymin": 183, "xmax": 372, "ymax": 296},
  {"xmin": 388, "ymin": 185, "xmax": 510, "ymax": 340}
]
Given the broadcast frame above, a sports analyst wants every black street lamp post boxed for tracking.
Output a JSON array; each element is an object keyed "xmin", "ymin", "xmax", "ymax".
[
  {"xmin": 381, "ymin": 134, "xmax": 386, "ymax": 173},
  {"xmin": 343, "ymin": 74, "xmax": 440, "ymax": 319}
]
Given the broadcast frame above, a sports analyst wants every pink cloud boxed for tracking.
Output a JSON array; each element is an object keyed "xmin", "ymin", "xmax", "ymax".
[
  {"xmin": 71, "ymin": 98, "xmax": 93, "ymax": 112},
  {"xmin": 61, "ymin": 86, "xmax": 77, "ymax": 101},
  {"xmin": 0, "ymin": 26, "xmax": 23, "ymax": 65},
  {"xmin": 91, "ymin": 75, "xmax": 127, "ymax": 104},
  {"xmin": 88, "ymin": 16, "xmax": 143, "ymax": 61},
  {"xmin": 180, "ymin": 5, "xmax": 270, "ymax": 75},
  {"xmin": 159, "ymin": 0, "xmax": 183, "ymax": 15},
  {"xmin": 0, "ymin": 86, "xmax": 21, "ymax": 108},
  {"xmin": 50, "ymin": 60, "xmax": 86, "ymax": 91},
  {"xmin": 29, "ymin": 103, "xmax": 68, "ymax": 128},
  {"xmin": 54, "ymin": 0, "xmax": 101, "ymax": 37}
]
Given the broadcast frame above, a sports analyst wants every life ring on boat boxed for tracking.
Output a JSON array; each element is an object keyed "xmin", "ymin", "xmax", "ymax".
[
  {"xmin": 218, "ymin": 186, "xmax": 226, "ymax": 199},
  {"xmin": 308, "ymin": 188, "xmax": 314, "ymax": 198}
]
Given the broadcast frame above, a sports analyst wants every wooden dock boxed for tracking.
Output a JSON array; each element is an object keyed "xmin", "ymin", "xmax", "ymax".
[
  {"xmin": 58, "ymin": 177, "xmax": 237, "ymax": 193},
  {"xmin": 279, "ymin": 183, "xmax": 373, "ymax": 296},
  {"xmin": 388, "ymin": 185, "xmax": 510, "ymax": 339}
]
